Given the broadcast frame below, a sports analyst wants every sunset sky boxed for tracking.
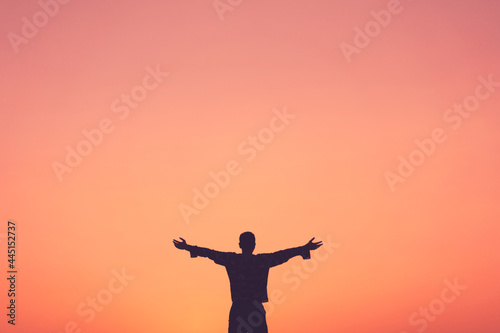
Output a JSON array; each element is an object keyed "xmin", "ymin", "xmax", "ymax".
[{"xmin": 1, "ymin": 0, "xmax": 499, "ymax": 332}]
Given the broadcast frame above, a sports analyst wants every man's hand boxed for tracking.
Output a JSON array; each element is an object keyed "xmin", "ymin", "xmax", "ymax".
[
  {"xmin": 173, "ymin": 237, "xmax": 189, "ymax": 250},
  {"xmin": 304, "ymin": 237, "xmax": 323, "ymax": 251}
]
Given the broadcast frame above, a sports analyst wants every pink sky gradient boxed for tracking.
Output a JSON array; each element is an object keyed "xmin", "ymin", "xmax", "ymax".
[{"xmin": 1, "ymin": 0, "xmax": 500, "ymax": 332}]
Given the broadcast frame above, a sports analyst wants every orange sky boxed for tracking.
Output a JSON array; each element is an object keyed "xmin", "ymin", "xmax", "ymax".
[{"xmin": 1, "ymin": 1, "xmax": 500, "ymax": 332}]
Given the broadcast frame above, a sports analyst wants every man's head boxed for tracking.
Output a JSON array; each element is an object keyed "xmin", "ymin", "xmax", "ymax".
[{"xmin": 239, "ymin": 231, "xmax": 256, "ymax": 254}]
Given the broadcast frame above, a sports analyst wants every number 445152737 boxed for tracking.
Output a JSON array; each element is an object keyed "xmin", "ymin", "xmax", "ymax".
[{"xmin": 8, "ymin": 221, "xmax": 16, "ymax": 269}]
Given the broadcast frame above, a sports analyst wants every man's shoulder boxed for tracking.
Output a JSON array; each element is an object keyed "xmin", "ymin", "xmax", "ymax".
[{"xmin": 218, "ymin": 251, "xmax": 239, "ymax": 259}]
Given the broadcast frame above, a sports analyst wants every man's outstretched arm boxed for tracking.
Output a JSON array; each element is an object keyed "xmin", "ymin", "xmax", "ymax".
[
  {"xmin": 173, "ymin": 237, "xmax": 230, "ymax": 264},
  {"xmin": 264, "ymin": 238, "xmax": 323, "ymax": 267}
]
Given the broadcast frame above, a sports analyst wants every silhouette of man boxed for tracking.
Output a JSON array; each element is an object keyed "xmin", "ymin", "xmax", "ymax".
[{"xmin": 173, "ymin": 232, "xmax": 323, "ymax": 333}]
